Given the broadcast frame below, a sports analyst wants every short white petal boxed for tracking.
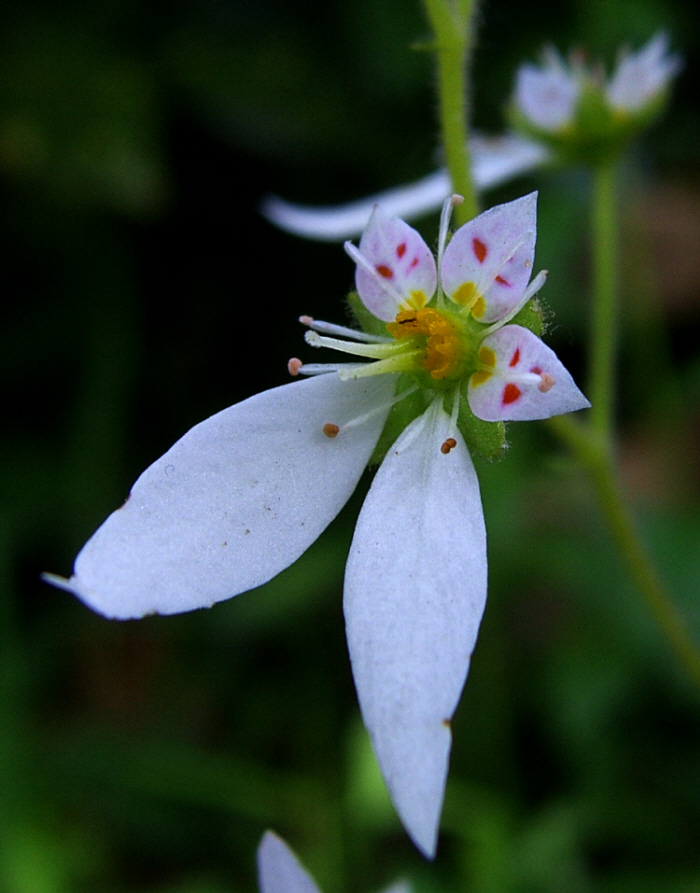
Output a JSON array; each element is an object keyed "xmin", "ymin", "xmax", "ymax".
[
  {"xmin": 257, "ymin": 832, "xmax": 322, "ymax": 893},
  {"xmin": 50, "ymin": 374, "xmax": 397, "ymax": 619},
  {"xmin": 344, "ymin": 401, "xmax": 487, "ymax": 859},
  {"xmin": 469, "ymin": 325, "xmax": 590, "ymax": 421},
  {"xmin": 442, "ymin": 192, "xmax": 538, "ymax": 324},
  {"xmin": 355, "ymin": 205, "xmax": 437, "ymax": 321}
]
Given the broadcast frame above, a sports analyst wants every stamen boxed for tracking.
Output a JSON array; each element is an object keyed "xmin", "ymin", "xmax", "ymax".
[
  {"xmin": 449, "ymin": 381, "xmax": 461, "ymax": 431},
  {"xmin": 336, "ymin": 383, "xmax": 420, "ymax": 431},
  {"xmin": 299, "ymin": 315, "xmax": 391, "ymax": 344},
  {"xmin": 323, "ymin": 423, "xmax": 340, "ymax": 438},
  {"xmin": 507, "ymin": 371, "xmax": 543, "ymax": 389},
  {"xmin": 296, "ymin": 362, "xmax": 366, "ymax": 376},
  {"xmin": 287, "ymin": 357, "xmax": 303, "ymax": 376},
  {"xmin": 336, "ymin": 351, "xmax": 424, "ymax": 380},
  {"xmin": 480, "ymin": 269, "xmax": 548, "ymax": 337},
  {"xmin": 344, "ymin": 241, "xmax": 406, "ymax": 305},
  {"xmin": 441, "ymin": 382, "xmax": 461, "ymax": 454},
  {"xmin": 305, "ymin": 330, "xmax": 411, "ymax": 359},
  {"xmin": 436, "ymin": 194, "xmax": 463, "ymax": 308}
]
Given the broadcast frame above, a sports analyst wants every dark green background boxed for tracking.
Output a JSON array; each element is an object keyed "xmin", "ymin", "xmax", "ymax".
[{"xmin": 2, "ymin": 0, "xmax": 700, "ymax": 890}]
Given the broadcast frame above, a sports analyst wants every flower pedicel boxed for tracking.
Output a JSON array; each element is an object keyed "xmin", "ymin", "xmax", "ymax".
[{"xmin": 45, "ymin": 193, "xmax": 589, "ymax": 858}]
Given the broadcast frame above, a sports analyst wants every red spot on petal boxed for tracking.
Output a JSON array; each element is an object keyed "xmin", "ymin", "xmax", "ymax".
[
  {"xmin": 503, "ymin": 383, "xmax": 522, "ymax": 405},
  {"xmin": 376, "ymin": 264, "xmax": 393, "ymax": 278},
  {"xmin": 473, "ymin": 237, "xmax": 487, "ymax": 263},
  {"xmin": 409, "ymin": 256, "xmax": 419, "ymax": 269},
  {"xmin": 396, "ymin": 242, "xmax": 406, "ymax": 259},
  {"xmin": 509, "ymin": 348, "xmax": 521, "ymax": 368},
  {"xmin": 530, "ymin": 366, "xmax": 542, "ymax": 375},
  {"xmin": 495, "ymin": 275, "xmax": 510, "ymax": 286}
]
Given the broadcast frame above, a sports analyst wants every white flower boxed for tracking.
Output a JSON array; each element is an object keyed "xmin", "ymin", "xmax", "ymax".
[
  {"xmin": 257, "ymin": 831, "xmax": 410, "ymax": 893},
  {"xmin": 261, "ymin": 134, "xmax": 550, "ymax": 241},
  {"xmin": 45, "ymin": 193, "xmax": 589, "ymax": 859},
  {"xmin": 514, "ymin": 32, "xmax": 681, "ymax": 134}
]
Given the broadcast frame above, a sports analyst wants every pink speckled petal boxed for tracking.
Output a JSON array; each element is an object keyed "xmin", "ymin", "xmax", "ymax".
[
  {"xmin": 441, "ymin": 193, "xmax": 538, "ymax": 324},
  {"xmin": 468, "ymin": 325, "xmax": 590, "ymax": 421},
  {"xmin": 353, "ymin": 205, "xmax": 437, "ymax": 322}
]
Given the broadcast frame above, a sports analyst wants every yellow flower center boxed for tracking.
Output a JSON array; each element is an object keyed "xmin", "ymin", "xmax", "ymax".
[{"xmin": 386, "ymin": 307, "xmax": 468, "ymax": 381}]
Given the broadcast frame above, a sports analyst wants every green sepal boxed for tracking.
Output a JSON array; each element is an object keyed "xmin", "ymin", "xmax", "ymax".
[
  {"xmin": 456, "ymin": 389, "xmax": 508, "ymax": 461},
  {"xmin": 346, "ymin": 291, "xmax": 388, "ymax": 339},
  {"xmin": 510, "ymin": 298, "xmax": 544, "ymax": 337},
  {"xmin": 368, "ymin": 376, "xmax": 432, "ymax": 466}
]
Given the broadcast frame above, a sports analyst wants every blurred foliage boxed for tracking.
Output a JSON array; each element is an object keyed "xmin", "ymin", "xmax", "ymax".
[{"xmin": 2, "ymin": 0, "xmax": 700, "ymax": 891}]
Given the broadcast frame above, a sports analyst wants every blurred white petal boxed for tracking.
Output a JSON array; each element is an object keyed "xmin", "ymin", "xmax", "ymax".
[
  {"xmin": 262, "ymin": 135, "xmax": 549, "ymax": 241},
  {"xmin": 257, "ymin": 831, "xmax": 412, "ymax": 893},
  {"xmin": 380, "ymin": 883, "xmax": 412, "ymax": 893},
  {"xmin": 344, "ymin": 399, "xmax": 487, "ymax": 858},
  {"xmin": 515, "ymin": 57, "xmax": 579, "ymax": 131},
  {"xmin": 261, "ymin": 169, "xmax": 450, "ymax": 242},
  {"xmin": 257, "ymin": 832, "xmax": 322, "ymax": 893},
  {"xmin": 470, "ymin": 134, "xmax": 550, "ymax": 192},
  {"xmin": 607, "ymin": 32, "xmax": 682, "ymax": 112}
]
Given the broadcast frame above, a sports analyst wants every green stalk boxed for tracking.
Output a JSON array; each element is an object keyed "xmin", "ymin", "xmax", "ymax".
[
  {"xmin": 588, "ymin": 161, "xmax": 618, "ymax": 450},
  {"xmin": 549, "ymin": 415, "xmax": 700, "ymax": 694},
  {"xmin": 421, "ymin": 0, "xmax": 478, "ymax": 225}
]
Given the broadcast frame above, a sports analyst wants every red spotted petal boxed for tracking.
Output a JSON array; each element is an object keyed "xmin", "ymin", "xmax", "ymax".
[
  {"xmin": 441, "ymin": 193, "xmax": 538, "ymax": 323},
  {"xmin": 468, "ymin": 325, "xmax": 590, "ymax": 421},
  {"xmin": 354, "ymin": 205, "xmax": 437, "ymax": 321}
]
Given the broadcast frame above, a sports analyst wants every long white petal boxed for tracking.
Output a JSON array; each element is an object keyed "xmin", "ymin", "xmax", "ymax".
[
  {"xmin": 47, "ymin": 374, "xmax": 397, "ymax": 619},
  {"xmin": 344, "ymin": 400, "xmax": 487, "ymax": 859},
  {"xmin": 257, "ymin": 832, "xmax": 322, "ymax": 893},
  {"xmin": 261, "ymin": 135, "xmax": 550, "ymax": 242}
]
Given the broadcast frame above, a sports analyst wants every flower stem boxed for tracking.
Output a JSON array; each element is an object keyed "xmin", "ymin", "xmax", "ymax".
[
  {"xmin": 548, "ymin": 415, "xmax": 700, "ymax": 694},
  {"xmin": 420, "ymin": 0, "xmax": 478, "ymax": 226},
  {"xmin": 588, "ymin": 161, "xmax": 618, "ymax": 451}
]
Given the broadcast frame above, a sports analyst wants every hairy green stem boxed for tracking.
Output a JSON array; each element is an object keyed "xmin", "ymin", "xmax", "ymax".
[
  {"xmin": 589, "ymin": 162, "xmax": 618, "ymax": 449},
  {"xmin": 421, "ymin": 0, "xmax": 478, "ymax": 225},
  {"xmin": 549, "ymin": 415, "xmax": 700, "ymax": 694}
]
